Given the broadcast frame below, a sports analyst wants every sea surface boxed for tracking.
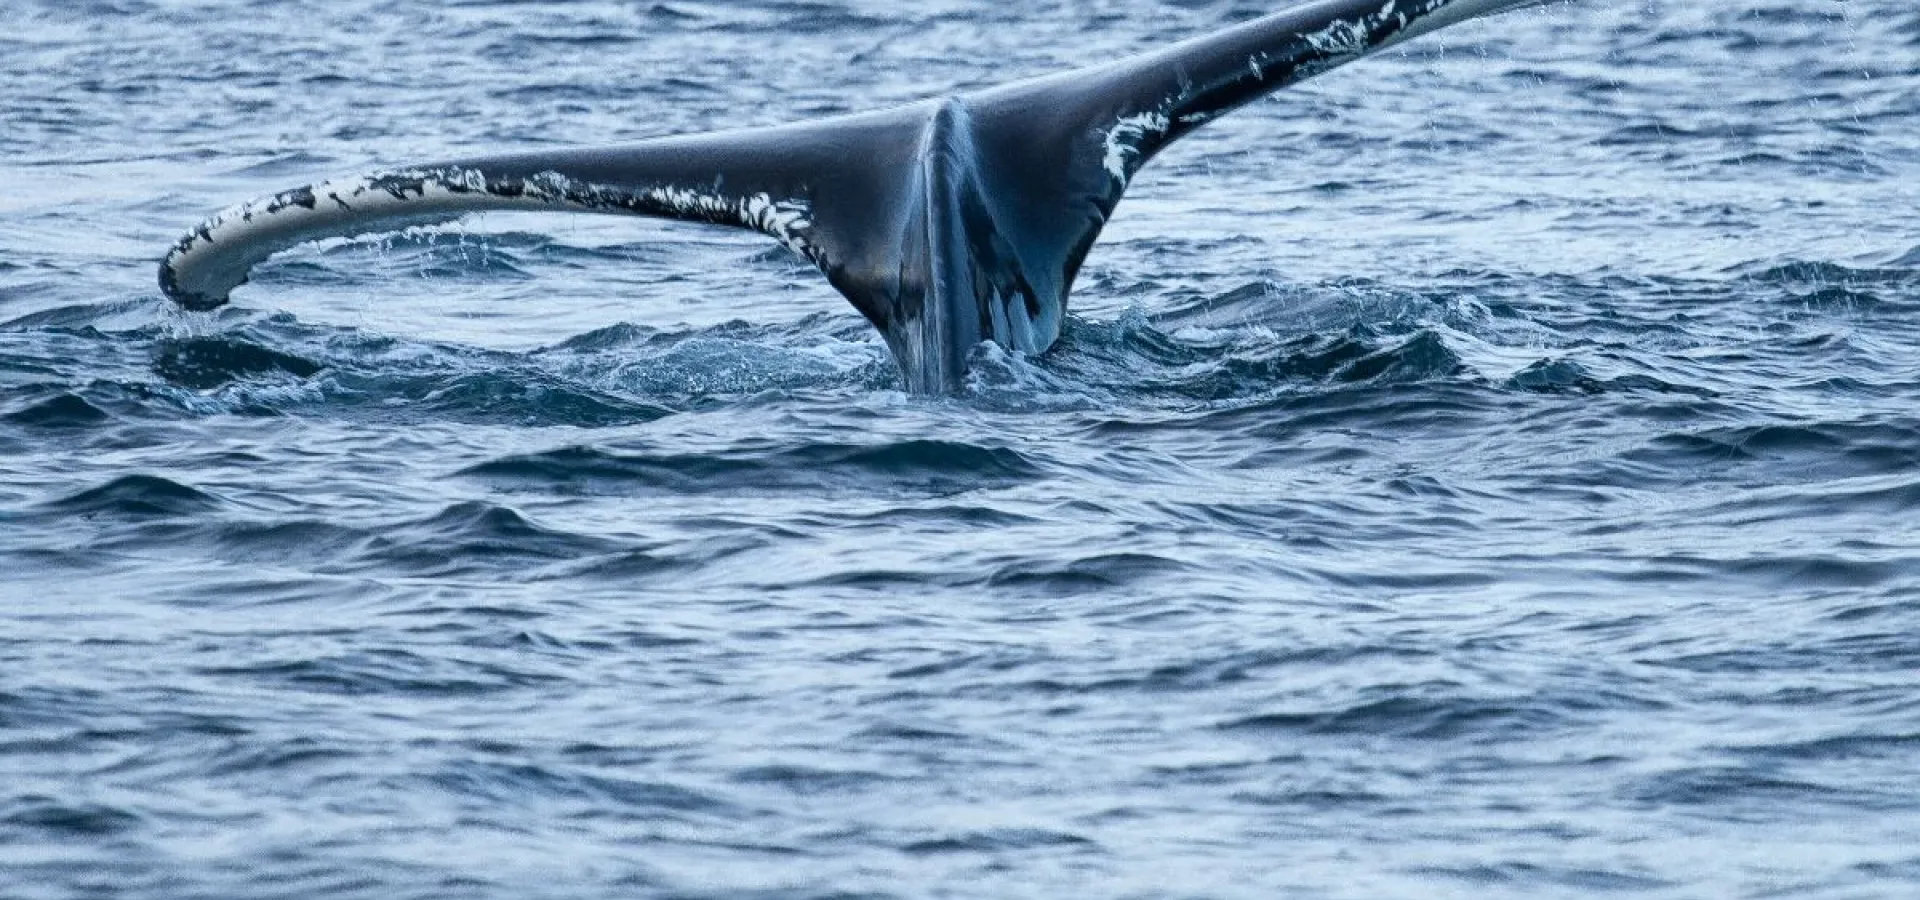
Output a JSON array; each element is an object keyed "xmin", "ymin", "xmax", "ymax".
[{"xmin": 3, "ymin": 1, "xmax": 1918, "ymax": 897}]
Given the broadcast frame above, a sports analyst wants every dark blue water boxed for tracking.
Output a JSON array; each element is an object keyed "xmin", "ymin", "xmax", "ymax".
[{"xmin": 4, "ymin": 1, "xmax": 1919, "ymax": 896}]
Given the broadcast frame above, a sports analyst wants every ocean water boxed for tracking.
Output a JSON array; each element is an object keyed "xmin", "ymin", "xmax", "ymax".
[{"xmin": 3, "ymin": 0, "xmax": 1919, "ymax": 896}]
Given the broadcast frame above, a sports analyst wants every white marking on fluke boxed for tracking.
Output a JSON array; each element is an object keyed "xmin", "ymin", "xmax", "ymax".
[
  {"xmin": 1102, "ymin": 111, "xmax": 1172, "ymax": 186},
  {"xmin": 161, "ymin": 167, "xmax": 817, "ymax": 308}
]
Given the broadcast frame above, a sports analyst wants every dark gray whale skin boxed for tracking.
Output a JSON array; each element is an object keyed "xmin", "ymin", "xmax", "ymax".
[{"xmin": 160, "ymin": 0, "xmax": 1546, "ymax": 393}]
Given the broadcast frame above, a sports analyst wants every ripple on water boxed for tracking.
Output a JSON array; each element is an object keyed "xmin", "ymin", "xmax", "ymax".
[
  {"xmin": 403, "ymin": 759, "xmax": 739, "ymax": 823},
  {"xmin": 152, "ymin": 336, "xmax": 325, "ymax": 390},
  {"xmin": 460, "ymin": 439, "xmax": 1047, "ymax": 498},
  {"xmin": 1407, "ymin": 862, "xmax": 1674, "ymax": 894},
  {"xmin": 400, "ymin": 371, "xmax": 675, "ymax": 427},
  {"xmin": 42, "ymin": 474, "xmax": 224, "ymax": 519},
  {"xmin": 1, "ymin": 797, "xmax": 143, "ymax": 839},
  {"xmin": 350, "ymin": 501, "xmax": 622, "ymax": 579},
  {"xmin": 1220, "ymin": 692, "xmax": 1572, "ymax": 744},
  {"xmin": 1622, "ymin": 422, "xmax": 1920, "ymax": 481},
  {"xmin": 1, "ymin": 392, "xmax": 112, "ymax": 428},
  {"xmin": 195, "ymin": 646, "xmax": 563, "ymax": 699},
  {"xmin": 985, "ymin": 551, "xmax": 1189, "ymax": 594},
  {"xmin": 1504, "ymin": 358, "xmax": 1715, "ymax": 397},
  {"xmin": 204, "ymin": 520, "xmax": 374, "ymax": 569},
  {"xmin": 899, "ymin": 827, "xmax": 1099, "ymax": 857},
  {"xmin": 1734, "ymin": 258, "xmax": 1920, "ymax": 288}
]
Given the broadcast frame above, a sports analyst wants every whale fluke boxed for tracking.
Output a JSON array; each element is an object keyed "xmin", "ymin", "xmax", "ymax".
[{"xmin": 160, "ymin": 0, "xmax": 1548, "ymax": 393}]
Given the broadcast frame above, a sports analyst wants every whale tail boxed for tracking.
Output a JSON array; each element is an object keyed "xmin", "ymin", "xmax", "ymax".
[{"xmin": 159, "ymin": 0, "xmax": 1547, "ymax": 393}]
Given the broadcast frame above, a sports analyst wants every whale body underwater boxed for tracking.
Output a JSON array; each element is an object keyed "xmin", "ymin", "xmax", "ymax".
[{"xmin": 160, "ymin": 0, "xmax": 1556, "ymax": 394}]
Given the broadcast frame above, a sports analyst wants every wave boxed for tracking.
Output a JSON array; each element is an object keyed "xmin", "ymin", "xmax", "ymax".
[
  {"xmin": 195, "ymin": 645, "xmax": 565, "ymax": 699},
  {"xmin": 461, "ymin": 439, "xmax": 1047, "ymax": 498},
  {"xmin": 351, "ymin": 501, "xmax": 622, "ymax": 579},
  {"xmin": 1504, "ymin": 358, "xmax": 1714, "ymax": 397},
  {"xmin": 1730, "ymin": 258, "xmax": 1920, "ymax": 288},
  {"xmin": 1622, "ymin": 422, "xmax": 1920, "ymax": 481},
  {"xmin": 42, "ymin": 474, "xmax": 224, "ymax": 519},
  {"xmin": 1, "ymin": 797, "xmax": 143, "ymax": 838},
  {"xmin": 900, "ymin": 828, "xmax": 1098, "ymax": 856},
  {"xmin": 153, "ymin": 336, "xmax": 326, "ymax": 390},
  {"xmin": 1221, "ymin": 693, "xmax": 1572, "ymax": 743},
  {"xmin": 2, "ymin": 392, "xmax": 111, "ymax": 428},
  {"xmin": 392, "ymin": 371, "xmax": 674, "ymax": 428}
]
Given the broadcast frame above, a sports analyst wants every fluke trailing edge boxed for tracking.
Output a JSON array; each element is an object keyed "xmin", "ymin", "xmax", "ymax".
[{"xmin": 160, "ymin": 0, "xmax": 1548, "ymax": 393}]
